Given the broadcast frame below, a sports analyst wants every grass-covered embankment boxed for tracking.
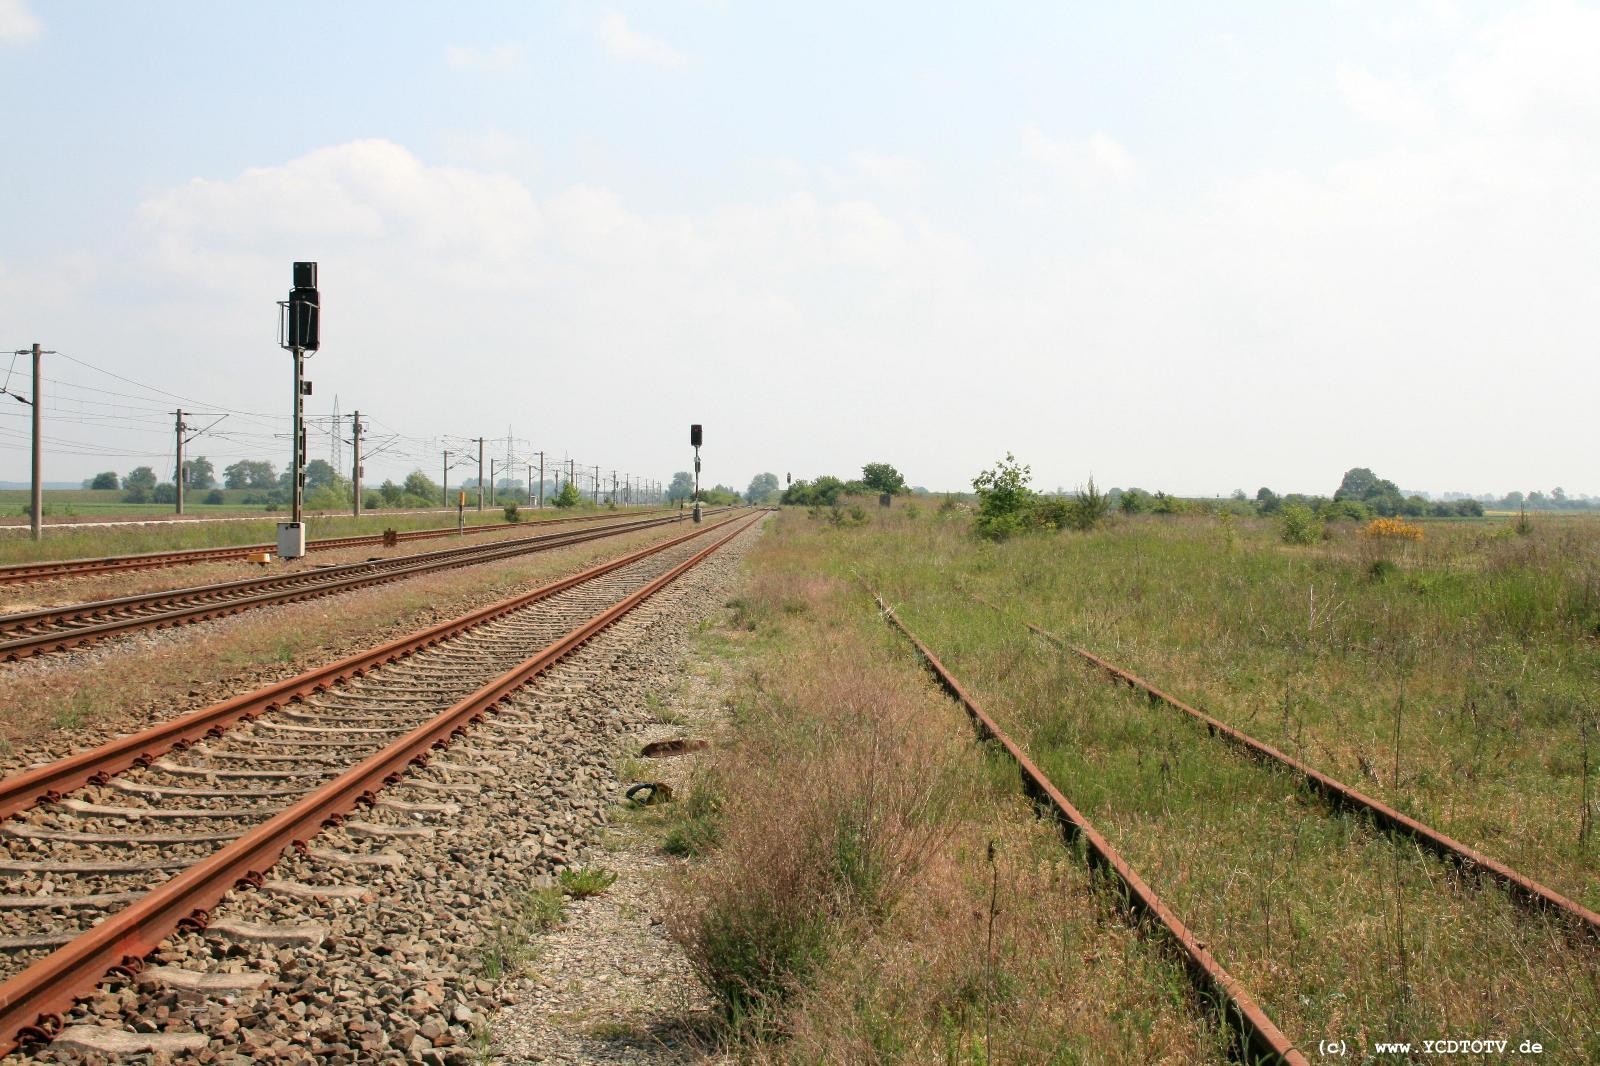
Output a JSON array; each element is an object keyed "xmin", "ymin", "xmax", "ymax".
[{"xmin": 714, "ymin": 506, "xmax": 1599, "ymax": 1059}]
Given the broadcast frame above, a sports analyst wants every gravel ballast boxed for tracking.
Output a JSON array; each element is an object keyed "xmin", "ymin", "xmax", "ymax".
[{"xmin": 5, "ymin": 515, "xmax": 764, "ymax": 1065}]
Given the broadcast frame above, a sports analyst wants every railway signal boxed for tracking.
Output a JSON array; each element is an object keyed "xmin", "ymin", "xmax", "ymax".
[
  {"xmin": 276, "ymin": 261, "xmax": 321, "ymax": 558},
  {"xmin": 690, "ymin": 423, "xmax": 703, "ymax": 523}
]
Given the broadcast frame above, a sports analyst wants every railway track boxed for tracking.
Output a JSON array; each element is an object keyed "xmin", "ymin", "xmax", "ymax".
[
  {"xmin": 867, "ymin": 589, "xmax": 1308, "ymax": 1065},
  {"xmin": 0, "ymin": 508, "xmax": 670, "ymax": 587},
  {"xmin": 972, "ymin": 597, "xmax": 1600, "ymax": 938},
  {"xmin": 0, "ymin": 509, "xmax": 763, "ymax": 1054},
  {"xmin": 0, "ymin": 508, "xmax": 730, "ymax": 661}
]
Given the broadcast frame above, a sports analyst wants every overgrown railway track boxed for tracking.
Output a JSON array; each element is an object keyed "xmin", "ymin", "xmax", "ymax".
[
  {"xmin": 971, "ymin": 595, "xmax": 1600, "ymax": 938},
  {"xmin": 867, "ymin": 589, "xmax": 1308, "ymax": 1065},
  {"xmin": 0, "ymin": 508, "xmax": 668, "ymax": 587},
  {"xmin": 0, "ymin": 509, "xmax": 726, "ymax": 661},
  {"xmin": 0, "ymin": 509, "xmax": 763, "ymax": 1054}
]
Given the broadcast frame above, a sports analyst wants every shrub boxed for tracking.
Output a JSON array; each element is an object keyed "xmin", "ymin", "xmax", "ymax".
[
  {"xmin": 203, "ymin": 489, "xmax": 226, "ymax": 505},
  {"xmin": 558, "ymin": 867, "xmax": 617, "ymax": 899},
  {"xmin": 503, "ymin": 503, "xmax": 521, "ymax": 522},
  {"xmin": 551, "ymin": 481, "xmax": 583, "ymax": 508},
  {"xmin": 971, "ymin": 453, "xmax": 1034, "ymax": 541},
  {"xmin": 1363, "ymin": 517, "xmax": 1423, "ymax": 542},
  {"xmin": 1279, "ymin": 504, "xmax": 1322, "ymax": 545},
  {"xmin": 153, "ymin": 483, "xmax": 177, "ymax": 504}
]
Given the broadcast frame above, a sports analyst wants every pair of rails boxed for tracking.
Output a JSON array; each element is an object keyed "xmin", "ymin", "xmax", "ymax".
[
  {"xmin": 866, "ymin": 588, "xmax": 1597, "ymax": 1065},
  {"xmin": 0, "ymin": 509, "xmax": 763, "ymax": 1053}
]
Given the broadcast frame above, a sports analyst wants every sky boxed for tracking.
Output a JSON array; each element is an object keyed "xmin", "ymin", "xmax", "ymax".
[{"xmin": 1, "ymin": 0, "xmax": 1597, "ymax": 498}]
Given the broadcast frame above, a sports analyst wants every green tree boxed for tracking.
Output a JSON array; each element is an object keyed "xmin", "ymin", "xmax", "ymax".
[
  {"xmin": 666, "ymin": 471, "xmax": 695, "ymax": 503},
  {"xmin": 552, "ymin": 480, "xmax": 583, "ymax": 508},
  {"xmin": 971, "ymin": 453, "xmax": 1034, "ymax": 540},
  {"xmin": 125, "ymin": 466, "xmax": 157, "ymax": 492},
  {"xmin": 303, "ymin": 460, "xmax": 338, "ymax": 491},
  {"xmin": 379, "ymin": 479, "xmax": 403, "ymax": 505},
  {"xmin": 89, "ymin": 471, "xmax": 118, "ymax": 490},
  {"xmin": 184, "ymin": 455, "xmax": 215, "ymax": 489},
  {"xmin": 745, "ymin": 472, "xmax": 780, "ymax": 504},
  {"xmin": 223, "ymin": 460, "xmax": 276, "ymax": 490},
  {"xmin": 153, "ymin": 483, "xmax": 177, "ymax": 505},
  {"xmin": 860, "ymin": 462, "xmax": 907, "ymax": 495},
  {"xmin": 403, "ymin": 470, "xmax": 440, "ymax": 502}
]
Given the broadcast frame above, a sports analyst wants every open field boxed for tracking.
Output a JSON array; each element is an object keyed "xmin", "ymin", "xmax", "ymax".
[{"xmin": 665, "ymin": 506, "xmax": 1600, "ymax": 1062}]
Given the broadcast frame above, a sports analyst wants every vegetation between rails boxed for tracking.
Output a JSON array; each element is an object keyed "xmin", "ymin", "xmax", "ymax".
[
  {"xmin": 755, "ymin": 505, "xmax": 1599, "ymax": 1058},
  {"xmin": 660, "ymin": 533, "xmax": 1229, "ymax": 1062}
]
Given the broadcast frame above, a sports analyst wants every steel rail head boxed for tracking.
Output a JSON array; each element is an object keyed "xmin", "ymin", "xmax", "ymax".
[
  {"xmin": 0, "ymin": 511, "xmax": 712, "ymax": 661},
  {"xmin": 867, "ymin": 590, "xmax": 1308, "ymax": 1066},
  {"xmin": 0, "ymin": 511, "xmax": 684, "ymax": 629},
  {"xmin": 0, "ymin": 507, "xmax": 672, "ymax": 586},
  {"xmin": 0, "ymin": 509, "xmax": 763, "ymax": 1056},
  {"xmin": 0, "ymin": 511, "xmax": 751, "ymax": 819},
  {"xmin": 976, "ymin": 598, "xmax": 1600, "ymax": 941}
]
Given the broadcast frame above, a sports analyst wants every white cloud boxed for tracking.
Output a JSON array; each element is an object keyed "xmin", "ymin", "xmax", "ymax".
[
  {"xmin": 852, "ymin": 153, "xmax": 926, "ymax": 193},
  {"xmin": 444, "ymin": 43, "xmax": 523, "ymax": 72},
  {"xmin": 0, "ymin": 0, "xmax": 42, "ymax": 44},
  {"xmin": 596, "ymin": 11, "xmax": 685, "ymax": 68},
  {"xmin": 1450, "ymin": 0, "xmax": 1600, "ymax": 127},
  {"xmin": 1336, "ymin": 66, "xmax": 1434, "ymax": 125},
  {"xmin": 1020, "ymin": 126, "xmax": 1138, "ymax": 188}
]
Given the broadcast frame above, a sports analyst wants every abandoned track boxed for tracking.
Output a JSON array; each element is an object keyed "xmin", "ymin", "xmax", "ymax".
[
  {"xmin": 0, "ymin": 508, "xmax": 669, "ymax": 587},
  {"xmin": 971, "ymin": 596, "xmax": 1600, "ymax": 940},
  {"xmin": 868, "ymin": 589, "xmax": 1309, "ymax": 1066},
  {"xmin": 0, "ymin": 509, "xmax": 762, "ymax": 1054},
  {"xmin": 0, "ymin": 509, "xmax": 726, "ymax": 661}
]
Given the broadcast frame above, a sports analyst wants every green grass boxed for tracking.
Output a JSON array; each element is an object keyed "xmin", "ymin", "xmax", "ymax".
[
  {"xmin": 558, "ymin": 866, "xmax": 618, "ymax": 899},
  {"xmin": 754, "ymin": 507, "xmax": 1600, "ymax": 1060}
]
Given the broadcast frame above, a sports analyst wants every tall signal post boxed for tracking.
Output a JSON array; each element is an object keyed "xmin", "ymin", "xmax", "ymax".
[
  {"xmin": 476, "ymin": 437, "xmax": 485, "ymax": 511},
  {"xmin": 277, "ymin": 262, "xmax": 319, "ymax": 559},
  {"xmin": 690, "ymin": 423, "xmax": 702, "ymax": 523},
  {"xmin": 173, "ymin": 409, "xmax": 187, "ymax": 515},
  {"xmin": 10, "ymin": 343, "xmax": 53, "ymax": 541},
  {"xmin": 350, "ymin": 411, "xmax": 363, "ymax": 517}
]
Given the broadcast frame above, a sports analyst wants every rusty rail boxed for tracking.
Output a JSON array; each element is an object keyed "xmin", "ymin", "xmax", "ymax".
[
  {"xmin": 974, "ymin": 598, "xmax": 1600, "ymax": 940},
  {"xmin": 0, "ymin": 511, "xmax": 748, "ymax": 822},
  {"xmin": 0, "ymin": 508, "xmax": 668, "ymax": 586},
  {"xmin": 868, "ymin": 590, "xmax": 1307, "ymax": 1066},
  {"xmin": 0, "ymin": 509, "xmax": 727, "ymax": 661},
  {"xmin": 0, "ymin": 509, "xmax": 764, "ymax": 1053}
]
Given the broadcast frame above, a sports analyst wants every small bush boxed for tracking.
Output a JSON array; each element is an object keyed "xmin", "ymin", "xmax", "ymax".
[
  {"xmin": 503, "ymin": 503, "xmax": 521, "ymax": 522},
  {"xmin": 1279, "ymin": 503, "xmax": 1322, "ymax": 545},
  {"xmin": 558, "ymin": 867, "xmax": 617, "ymax": 898},
  {"xmin": 663, "ymin": 779, "xmax": 724, "ymax": 857},
  {"xmin": 971, "ymin": 453, "xmax": 1034, "ymax": 541},
  {"xmin": 203, "ymin": 489, "xmax": 226, "ymax": 505},
  {"xmin": 1363, "ymin": 517, "xmax": 1423, "ymax": 542},
  {"xmin": 1369, "ymin": 558, "xmax": 1399, "ymax": 582}
]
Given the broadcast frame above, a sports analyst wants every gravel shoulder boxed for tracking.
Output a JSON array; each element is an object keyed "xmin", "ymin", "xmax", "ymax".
[{"xmin": 489, "ymin": 619, "xmax": 735, "ymax": 1065}]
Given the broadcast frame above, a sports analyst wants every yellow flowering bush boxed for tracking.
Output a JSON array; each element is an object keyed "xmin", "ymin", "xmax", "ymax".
[{"xmin": 1363, "ymin": 517, "xmax": 1424, "ymax": 542}]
